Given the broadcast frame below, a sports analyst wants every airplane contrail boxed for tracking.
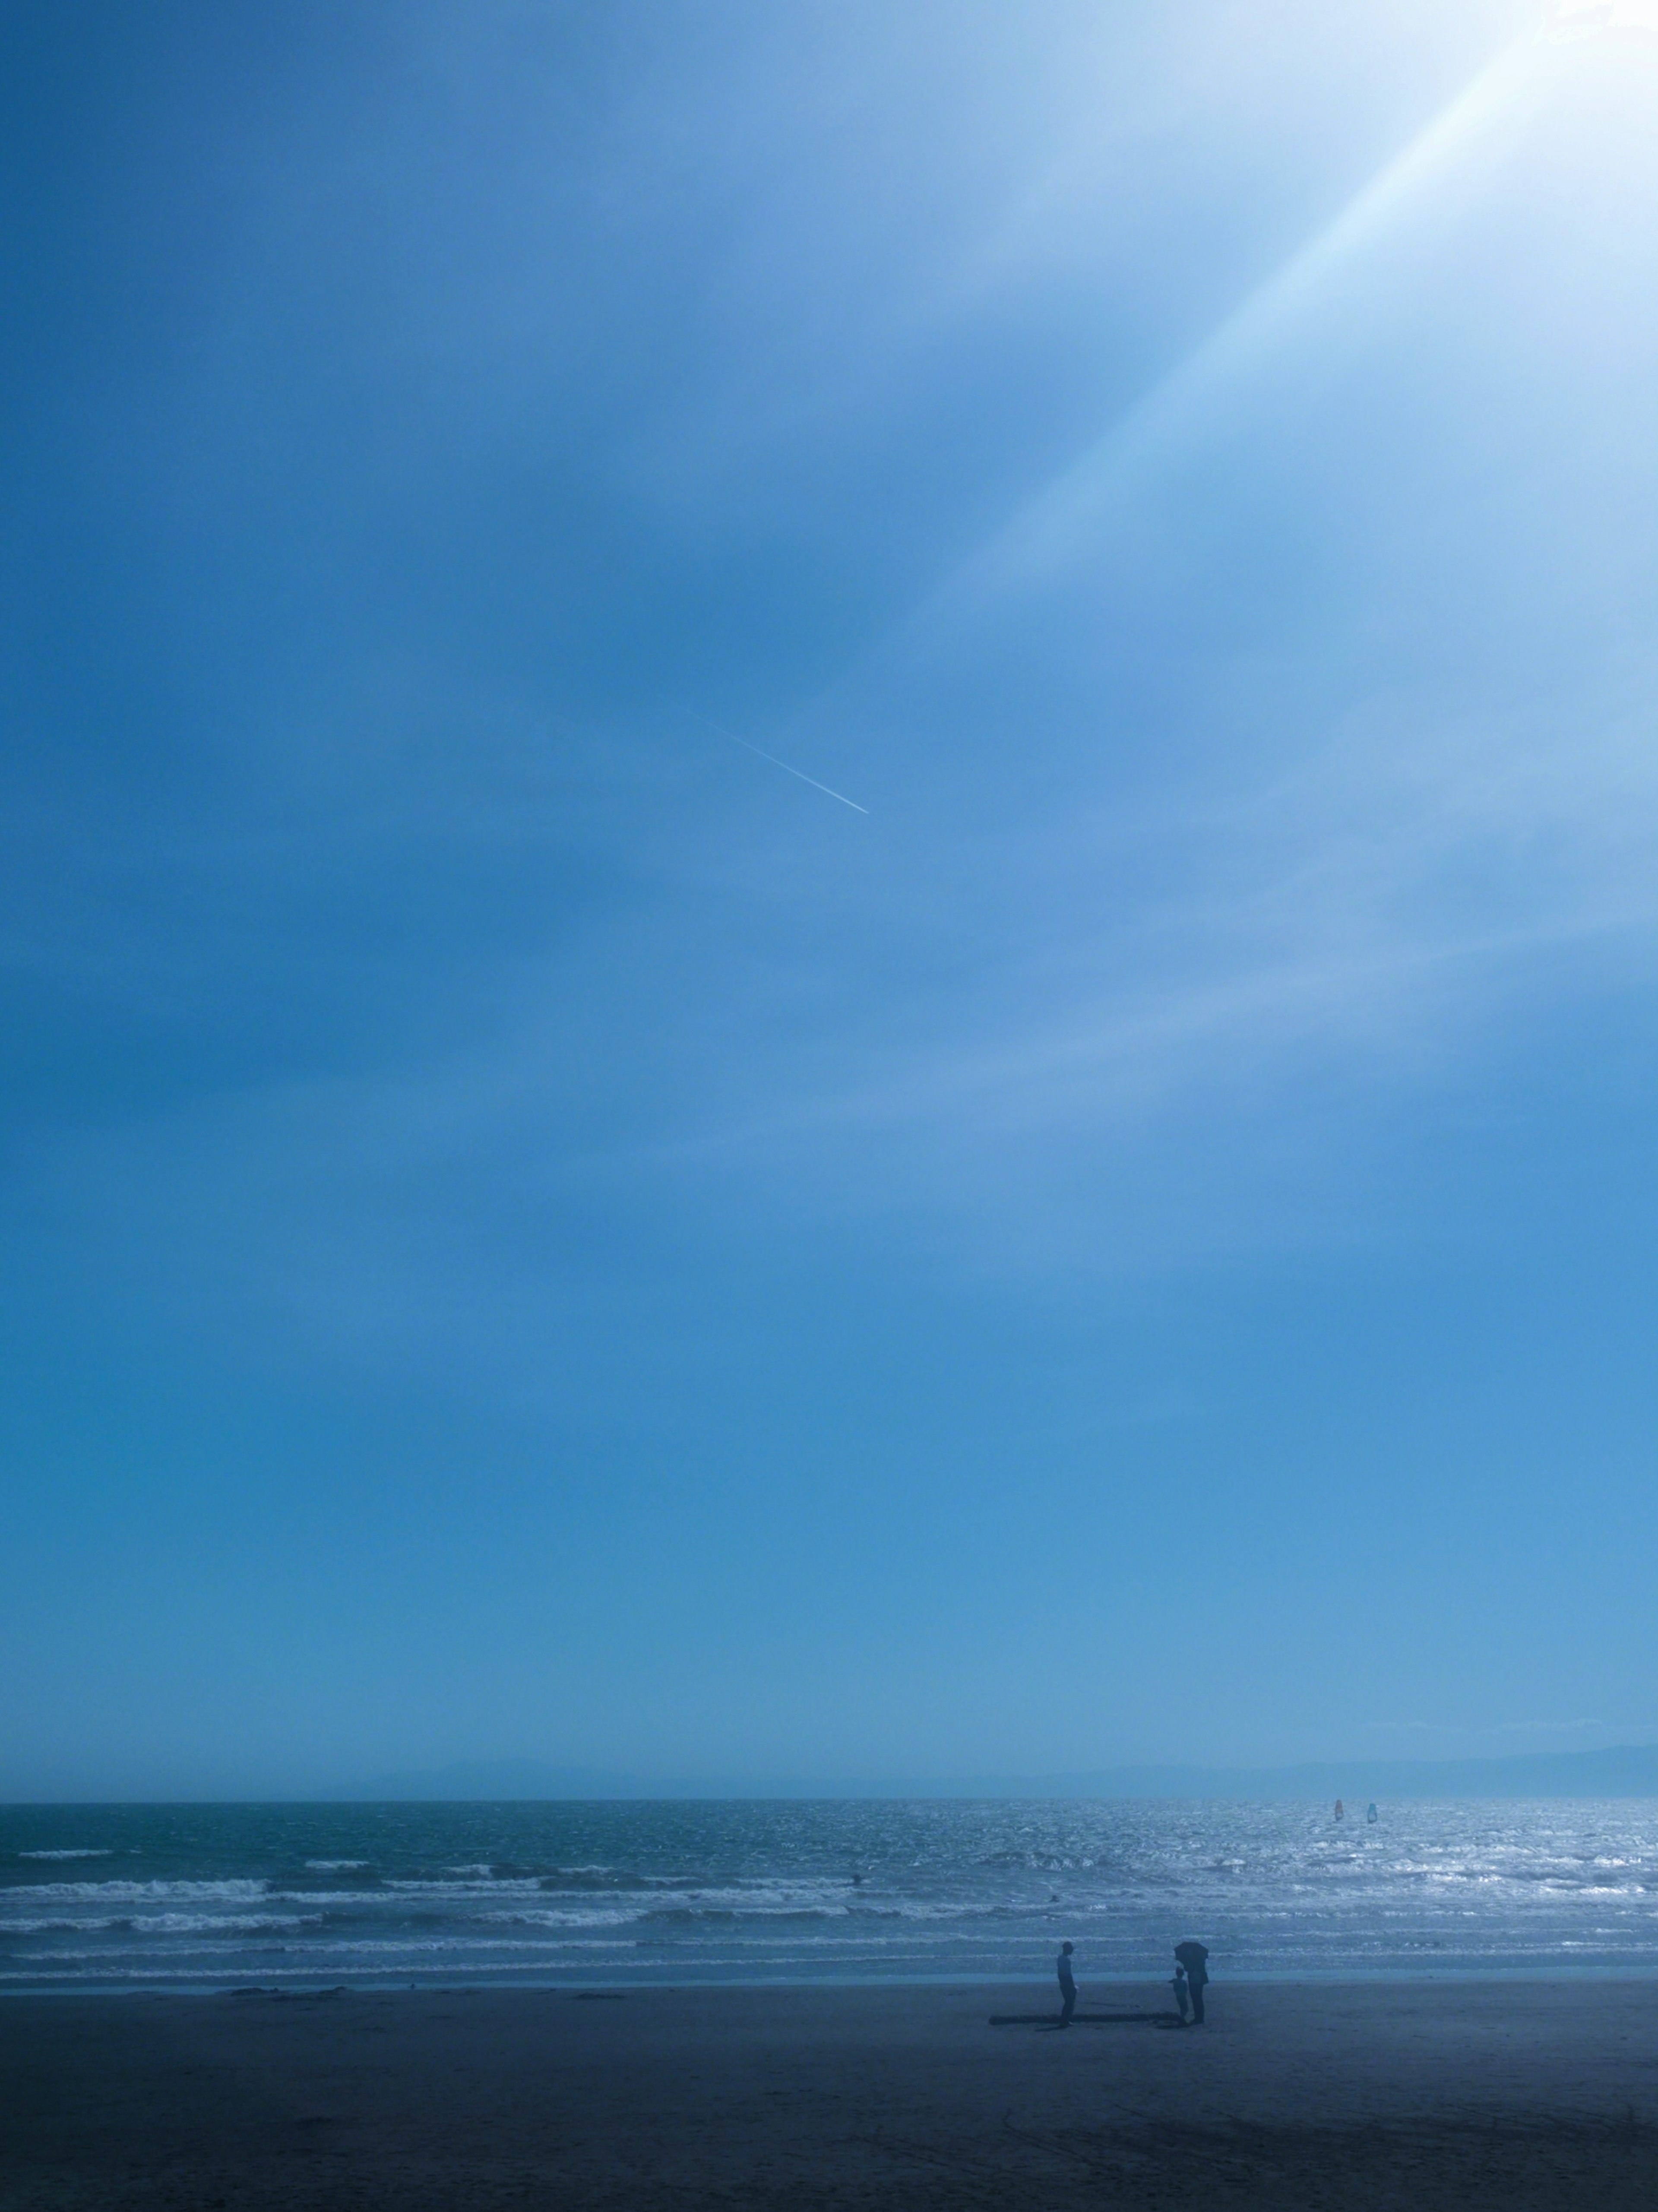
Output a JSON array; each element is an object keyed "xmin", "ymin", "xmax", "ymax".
[{"xmin": 666, "ymin": 699, "xmax": 869, "ymax": 815}]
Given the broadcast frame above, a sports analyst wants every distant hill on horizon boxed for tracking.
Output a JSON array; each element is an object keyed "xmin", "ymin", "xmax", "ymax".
[{"xmin": 344, "ymin": 1742, "xmax": 1658, "ymax": 1802}]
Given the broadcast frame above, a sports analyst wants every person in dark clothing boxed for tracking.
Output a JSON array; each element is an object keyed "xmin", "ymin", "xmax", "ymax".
[
  {"xmin": 1171, "ymin": 1964, "xmax": 1191, "ymax": 2023},
  {"xmin": 1173, "ymin": 1940, "xmax": 1209, "ymax": 2023},
  {"xmin": 1056, "ymin": 1941, "xmax": 1076, "ymax": 2025}
]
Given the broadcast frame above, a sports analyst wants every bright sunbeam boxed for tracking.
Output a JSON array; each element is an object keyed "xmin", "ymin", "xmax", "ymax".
[
  {"xmin": 1550, "ymin": 0, "xmax": 1658, "ymax": 34},
  {"xmin": 922, "ymin": 33, "xmax": 1556, "ymax": 625}
]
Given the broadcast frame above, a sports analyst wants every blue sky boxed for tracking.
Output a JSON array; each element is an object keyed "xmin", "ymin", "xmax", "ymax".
[{"xmin": 4, "ymin": 1, "xmax": 1657, "ymax": 1798}]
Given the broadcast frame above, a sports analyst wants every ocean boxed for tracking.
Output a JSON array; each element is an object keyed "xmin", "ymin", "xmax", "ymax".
[{"xmin": 2, "ymin": 1798, "xmax": 1655, "ymax": 1994}]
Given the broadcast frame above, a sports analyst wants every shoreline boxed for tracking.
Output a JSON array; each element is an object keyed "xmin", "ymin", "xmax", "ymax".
[
  {"xmin": 9, "ymin": 1964, "xmax": 1658, "ymax": 2000},
  {"xmin": 7, "ymin": 1960, "xmax": 1658, "ymax": 1998},
  {"xmin": 6, "ymin": 1976, "xmax": 1657, "ymax": 2208}
]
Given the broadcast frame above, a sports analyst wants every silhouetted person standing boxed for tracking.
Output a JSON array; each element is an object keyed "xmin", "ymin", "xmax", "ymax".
[
  {"xmin": 1174, "ymin": 1940, "xmax": 1209, "ymax": 2023},
  {"xmin": 1056, "ymin": 1941, "xmax": 1076, "ymax": 2026},
  {"xmin": 1171, "ymin": 1964, "xmax": 1191, "ymax": 2023}
]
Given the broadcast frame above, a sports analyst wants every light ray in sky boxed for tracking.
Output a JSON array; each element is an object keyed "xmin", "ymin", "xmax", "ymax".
[
  {"xmin": 1550, "ymin": 0, "xmax": 1658, "ymax": 34},
  {"xmin": 915, "ymin": 32, "xmax": 1554, "ymax": 628}
]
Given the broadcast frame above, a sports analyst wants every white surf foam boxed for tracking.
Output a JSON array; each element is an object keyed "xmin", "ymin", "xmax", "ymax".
[
  {"xmin": 384, "ymin": 1877, "xmax": 544, "ymax": 1896},
  {"xmin": 264, "ymin": 1889, "xmax": 391, "ymax": 1907},
  {"xmin": 479, "ymin": 1907, "xmax": 635, "ymax": 1930},
  {"xmin": 3, "ymin": 1879, "xmax": 269, "ymax": 1905}
]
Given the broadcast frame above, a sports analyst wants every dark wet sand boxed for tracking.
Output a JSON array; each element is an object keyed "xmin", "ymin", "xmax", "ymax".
[{"xmin": 3, "ymin": 1978, "xmax": 1656, "ymax": 2208}]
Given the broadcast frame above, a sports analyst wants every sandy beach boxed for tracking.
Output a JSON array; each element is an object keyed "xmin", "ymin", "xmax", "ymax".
[{"xmin": 3, "ymin": 1977, "xmax": 1655, "ymax": 2208}]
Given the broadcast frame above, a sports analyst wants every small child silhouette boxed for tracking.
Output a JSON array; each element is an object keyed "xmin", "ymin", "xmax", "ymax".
[
  {"xmin": 1171, "ymin": 1964, "xmax": 1190, "ymax": 2023},
  {"xmin": 1056, "ymin": 1940, "xmax": 1076, "ymax": 2026}
]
